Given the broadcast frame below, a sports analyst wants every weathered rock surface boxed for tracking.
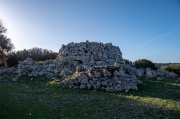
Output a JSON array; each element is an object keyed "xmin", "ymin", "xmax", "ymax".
[
  {"xmin": 58, "ymin": 64, "xmax": 142, "ymax": 92},
  {"xmin": 123, "ymin": 65, "xmax": 177, "ymax": 79},
  {"xmin": 57, "ymin": 41, "xmax": 123, "ymax": 66}
]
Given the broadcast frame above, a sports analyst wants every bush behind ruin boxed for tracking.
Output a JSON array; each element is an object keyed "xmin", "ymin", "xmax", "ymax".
[
  {"xmin": 161, "ymin": 64, "xmax": 180, "ymax": 75},
  {"xmin": 133, "ymin": 59, "xmax": 157, "ymax": 70}
]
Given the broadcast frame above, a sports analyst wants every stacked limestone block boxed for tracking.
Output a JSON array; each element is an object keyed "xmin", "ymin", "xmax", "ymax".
[
  {"xmin": 57, "ymin": 41, "xmax": 123, "ymax": 66},
  {"xmin": 146, "ymin": 68, "xmax": 177, "ymax": 79},
  {"xmin": 123, "ymin": 64, "xmax": 177, "ymax": 78},
  {"xmin": 58, "ymin": 63, "xmax": 142, "ymax": 92},
  {"xmin": 8, "ymin": 57, "xmax": 76, "ymax": 80}
]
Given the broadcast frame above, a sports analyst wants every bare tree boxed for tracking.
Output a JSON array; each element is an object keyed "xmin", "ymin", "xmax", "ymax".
[{"xmin": 0, "ymin": 19, "xmax": 14, "ymax": 68}]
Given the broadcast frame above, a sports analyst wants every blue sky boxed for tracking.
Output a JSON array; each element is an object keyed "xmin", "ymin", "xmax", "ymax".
[{"xmin": 0, "ymin": 0, "xmax": 179, "ymax": 63}]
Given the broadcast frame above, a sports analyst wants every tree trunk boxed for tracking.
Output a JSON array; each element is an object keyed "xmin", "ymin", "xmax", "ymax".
[{"xmin": 2, "ymin": 53, "xmax": 7, "ymax": 68}]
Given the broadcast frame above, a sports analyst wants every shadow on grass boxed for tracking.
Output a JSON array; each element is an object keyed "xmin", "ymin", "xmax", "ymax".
[
  {"xmin": 0, "ymin": 76, "xmax": 180, "ymax": 118},
  {"xmin": 1, "ymin": 86, "xmax": 180, "ymax": 119},
  {"xmin": 119, "ymin": 77, "xmax": 180, "ymax": 102}
]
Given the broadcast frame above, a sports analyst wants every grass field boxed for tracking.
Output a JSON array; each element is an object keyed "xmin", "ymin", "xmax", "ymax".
[{"xmin": 0, "ymin": 75, "xmax": 180, "ymax": 119}]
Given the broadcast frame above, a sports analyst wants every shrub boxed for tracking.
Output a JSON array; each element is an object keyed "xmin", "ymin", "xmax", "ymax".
[
  {"xmin": 133, "ymin": 59, "xmax": 157, "ymax": 70},
  {"xmin": 161, "ymin": 64, "xmax": 180, "ymax": 75},
  {"xmin": 7, "ymin": 52, "xmax": 18, "ymax": 67},
  {"xmin": 124, "ymin": 59, "xmax": 132, "ymax": 65}
]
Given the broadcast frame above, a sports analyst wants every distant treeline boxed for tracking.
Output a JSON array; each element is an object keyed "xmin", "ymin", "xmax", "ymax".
[{"xmin": 0, "ymin": 47, "xmax": 58, "ymax": 67}]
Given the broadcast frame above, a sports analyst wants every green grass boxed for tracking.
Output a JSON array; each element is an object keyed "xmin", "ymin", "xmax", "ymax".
[{"xmin": 0, "ymin": 75, "xmax": 180, "ymax": 119}]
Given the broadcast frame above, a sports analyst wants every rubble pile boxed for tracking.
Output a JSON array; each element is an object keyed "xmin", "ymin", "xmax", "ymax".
[{"xmin": 58, "ymin": 63, "xmax": 142, "ymax": 92}]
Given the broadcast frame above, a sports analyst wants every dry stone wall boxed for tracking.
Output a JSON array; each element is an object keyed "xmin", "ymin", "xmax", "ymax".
[{"xmin": 57, "ymin": 41, "xmax": 123, "ymax": 66}]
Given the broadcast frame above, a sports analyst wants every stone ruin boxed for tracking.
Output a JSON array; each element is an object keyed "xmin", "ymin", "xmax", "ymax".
[
  {"xmin": 122, "ymin": 64, "xmax": 178, "ymax": 79},
  {"xmin": 59, "ymin": 63, "xmax": 142, "ymax": 92},
  {"xmin": 0, "ymin": 41, "xmax": 178, "ymax": 92},
  {"xmin": 57, "ymin": 41, "xmax": 123, "ymax": 66}
]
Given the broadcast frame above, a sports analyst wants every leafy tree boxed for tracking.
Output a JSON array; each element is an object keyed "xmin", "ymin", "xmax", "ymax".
[
  {"xmin": 133, "ymin": 59, "xmax": 157, "ymax": 70},
  {"xmin": 0, "ymin": 20, "xmax": 14, "ymax": 68}
]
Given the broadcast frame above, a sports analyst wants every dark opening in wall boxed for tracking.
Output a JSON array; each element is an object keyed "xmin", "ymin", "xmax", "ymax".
[
  {"xmin": 76, "ymin": 60, "xmax": 83, "ymax": 64},
  {"xmin": 85, "ymin": 50, "xmax": 88, "ymax": 53}
]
